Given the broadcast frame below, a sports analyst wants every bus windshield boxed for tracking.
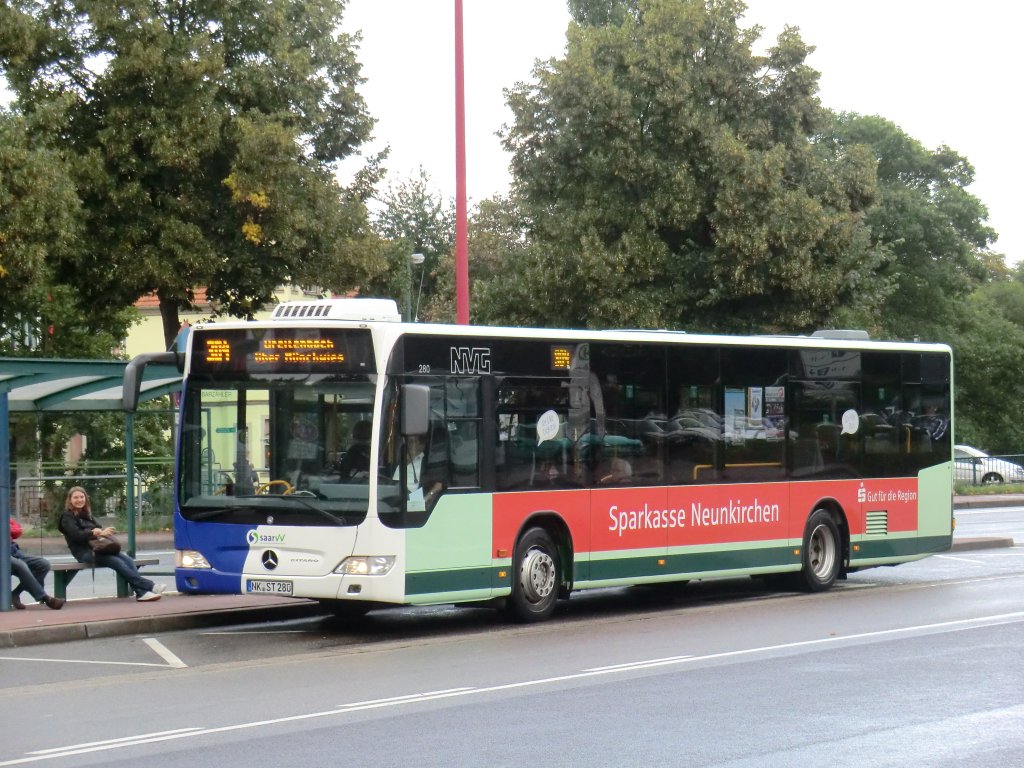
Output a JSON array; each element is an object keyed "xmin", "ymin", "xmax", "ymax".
[{"xmin": 177, "ymin": 375, "xmax": 379, "ymax": 526}]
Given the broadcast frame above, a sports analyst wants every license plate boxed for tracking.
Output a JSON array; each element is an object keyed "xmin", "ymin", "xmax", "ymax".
[{"xmin": 246, "ymin": 579, "xmax": 293, "ymax": 595}]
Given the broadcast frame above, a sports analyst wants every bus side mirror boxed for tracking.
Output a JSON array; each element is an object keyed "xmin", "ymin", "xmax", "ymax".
[
  {"xmin": 123, "ymin": 352, "xmax": 184, "ymax": 412},
  {"xmin": 401, "ymin": 384, "xmax": 430, "ymax": 436}
]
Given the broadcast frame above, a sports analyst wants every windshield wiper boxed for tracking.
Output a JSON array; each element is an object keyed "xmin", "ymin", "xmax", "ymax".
[
  {"xmin": 269, "ymin": 493, "xmax": 349, "ymax": 526},
  {"xmin": 185, "ymin": 497, "xmax": 348, "ymax": 526}
]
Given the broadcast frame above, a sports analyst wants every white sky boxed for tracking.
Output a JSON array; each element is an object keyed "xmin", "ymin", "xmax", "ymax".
[{"xmin": 342, "ymin": 0, "xmax": 1022, "ymax": 264}]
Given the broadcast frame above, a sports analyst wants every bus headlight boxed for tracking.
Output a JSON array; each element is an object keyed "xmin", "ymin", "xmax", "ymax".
[
  {"xmin": 176, "ymin": 550, "xmax": 212, "ymax": 569},
  {"xmin": 335, "ymin": 556, "xmax": 395, "ymax": 576}
]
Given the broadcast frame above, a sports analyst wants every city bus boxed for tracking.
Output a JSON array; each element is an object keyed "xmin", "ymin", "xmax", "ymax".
[{"xmin": 131, "ymin": 297, "xmax": 953, "ymax": 621}]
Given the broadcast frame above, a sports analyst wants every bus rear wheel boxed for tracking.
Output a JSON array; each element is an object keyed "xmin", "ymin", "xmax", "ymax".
[
  {"xmin": 797, "ymin": 509, "xmax": 841, "ymax": 592},
  {"xmin": 508, "ymin": 527, "xmax": 560, "ymax": 623}
]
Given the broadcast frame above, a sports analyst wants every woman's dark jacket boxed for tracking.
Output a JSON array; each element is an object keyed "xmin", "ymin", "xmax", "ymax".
[{"xmin": 58, "ymin": 510, "xmax": 100, "ymax": 562}]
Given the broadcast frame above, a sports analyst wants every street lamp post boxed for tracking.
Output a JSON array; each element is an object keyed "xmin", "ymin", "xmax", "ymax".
[
  {"xmin": 411, "ymin": 253, "xmax": 426, "ymax": 321},
  {"xmin": 405, "ymin": 253, "xmax": 425, "ymax": 322}
]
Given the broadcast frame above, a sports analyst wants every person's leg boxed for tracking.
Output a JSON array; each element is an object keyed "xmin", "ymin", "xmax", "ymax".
[
  {"xmin": 16, "ymin": 553, "xmax": 51, "ymax": 597},
  {"xmin": 11, "ymin": 557, "xmax": 47, "ymax": 602},
  {"xmin": 94, "ymin": 552, "xmax": 155, "ymax": 597},
  {"xmin": 10, "ymin": 556, "xmax": 62, "ymax": 608}
]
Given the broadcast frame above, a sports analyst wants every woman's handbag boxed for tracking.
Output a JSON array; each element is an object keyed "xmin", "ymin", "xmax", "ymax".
[{"xmin": 89, "ymin": 535, "xmax": 121, "ymax": 556}]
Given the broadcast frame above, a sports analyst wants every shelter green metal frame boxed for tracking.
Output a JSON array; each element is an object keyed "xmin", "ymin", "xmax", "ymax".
[{"xmin": 1, "ymin": 356, "xmax": 182, "ymax": 611}]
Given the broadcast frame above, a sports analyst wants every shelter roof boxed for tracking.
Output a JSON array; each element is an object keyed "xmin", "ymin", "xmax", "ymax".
[{"xmin": 0, "ymin": 357, "xmax": 181, "ymax": 412}]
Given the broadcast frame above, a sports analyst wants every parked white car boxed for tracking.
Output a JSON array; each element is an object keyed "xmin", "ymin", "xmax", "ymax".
[{"xmin": 954, "ymin": 445, "xmax": 1024, "ymax": 485}]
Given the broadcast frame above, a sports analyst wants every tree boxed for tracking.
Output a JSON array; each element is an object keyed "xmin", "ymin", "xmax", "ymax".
[
  {"xmin": 949, "ymin": 292, "xmax": 1024, "ymax": 454},
  {"xmin": 498, "ymin": 0, "xmax": 885, "ymax": 332},
  {"xmin": 465, "ymin": 196, "xmax": 547, "ymax": 326},
  {"xmin": 0, "ymin": 0, "xmax": 384, "ymax": 349},
  {"xmin": 0, "ymin": 108, "xmax": 131, "ymax": 356},
  {"xmin": 979, "ymin": 278, "xmax": 1024, "ymax": 329},
  {"xmin": 367, "ymin": 169, "xmax": 454, "ymax": 322},
  {"xmin": 822, "ymin": 113, "xmax": 996, "ymax": 340}
]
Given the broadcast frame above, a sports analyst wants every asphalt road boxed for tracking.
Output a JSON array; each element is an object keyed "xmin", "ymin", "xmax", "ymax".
[{"xmin": 1, "ymin": 506, "xmax": 1021, "ymax": 767}]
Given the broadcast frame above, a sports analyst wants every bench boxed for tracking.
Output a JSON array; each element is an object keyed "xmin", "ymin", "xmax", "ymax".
[{"xmin": 51, "ymin": 559, "xmax": 161, "ymax": 599}]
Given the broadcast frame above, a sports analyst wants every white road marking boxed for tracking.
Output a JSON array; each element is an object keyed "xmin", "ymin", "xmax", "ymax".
[
  {"xmin": 4, "ymin": 611, "xmax": 1024, "ymax": 766},
  {"xmin": 0, "ymin": 656, "xmax": 168, "ymax": 668},
  {"xmin": 585, "ymin": 655, "xmax": 693, "ymax": 672},
  {"xmin": 143, "ymin": 637, "xmax": 188, "ymax": 668},
  {"xmin": 200, "ymin": 630, "xmax": 310, "ymax": 635},
  {"xmin": 0, "ymin": 640, "xmax": 187, "ymax": 670},
  {"xmin": 27, "ymin": 729, "xmax": 203, "ymax": 755},
  {"xmin": 337, "ymin": 688, "xmax": 474, "ymax": 707},
  {"xmin": 936, "ymin": 554, "xmax": 986, "ymax": 564}
]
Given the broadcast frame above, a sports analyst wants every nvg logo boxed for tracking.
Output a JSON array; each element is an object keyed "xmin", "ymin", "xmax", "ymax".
[
  {"xmin": 247, "ymin": 530, "xmax": 285, "ymax": 545},
  {"xmin": 450, "ymin": 346, "xmax": 491, "ymax": 375}
]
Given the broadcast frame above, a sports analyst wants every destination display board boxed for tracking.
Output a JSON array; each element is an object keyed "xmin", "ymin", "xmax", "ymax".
[{"xmin": 190, "ymin": 328, "xmax": 374, "ymax": 375}]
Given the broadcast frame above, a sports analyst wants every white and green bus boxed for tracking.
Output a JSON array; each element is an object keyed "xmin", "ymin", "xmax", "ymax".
[{"xmin": 139, "ymin": 297, "xmax": 953, "ymax": 621}]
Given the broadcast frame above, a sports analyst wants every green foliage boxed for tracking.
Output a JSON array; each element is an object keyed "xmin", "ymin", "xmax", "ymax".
[
  {"xmin": 469, "ymin": 196, "xmax": 550, "ymax": 326},
  {"xmin": 497, "ymin": 0, "xmax": 886, "ymax": 332},
  {"xmin": 367, "ymin": 169, "xmax": 455, "ymax": 321},
  {"xmin": 0, "ymin": 0, "xmax": 383, "ymax": 349},
  {"xmin": 822, "ymin": 113, "xmax": 996, "ymax": 341},
  {"xmin": 955, "ymin": 482, "xmax": 1024, "ymax": 496},
  {"xmin": 948, "ymin": 292, "xmax": 1024, "ymax": 453},
  {"xmin": 0, "ymin": 108, "xmax": 130, "ymax": 355},
  {"xmin": 976, "ymin": 279, "xmax": 1024, "ymax": 328}
]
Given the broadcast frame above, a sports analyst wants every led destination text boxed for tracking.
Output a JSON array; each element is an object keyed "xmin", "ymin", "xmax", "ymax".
[
  {"xmin": 201, "ymin": 337, "xmax": 347, "ymax": 366},
  {"xmin": 609, "ymin": 499, "xmax": 781, "ymax": 537},
  {"xmin": 253, "ymin": 351, "xmax": 346, "ymax": 364}
]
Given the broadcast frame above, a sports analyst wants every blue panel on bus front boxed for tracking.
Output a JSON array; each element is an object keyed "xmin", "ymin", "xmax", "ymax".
[{"xmin": 174, "ymin": 521, "xmax": 251, "ymax": 594}]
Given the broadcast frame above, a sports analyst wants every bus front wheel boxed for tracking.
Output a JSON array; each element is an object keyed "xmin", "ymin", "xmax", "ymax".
[
  {"xmin": 797, "ymin": 509, "xmax": 841, "ymax": 592},
  {"xmin": 508, "ymin": 527, "xmax": 560, "ymax": 623}
]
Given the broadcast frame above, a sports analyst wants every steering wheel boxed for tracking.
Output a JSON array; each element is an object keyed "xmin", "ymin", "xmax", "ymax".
[{"xmin": 255, "ymin": 479, "xmax": 294, "ymax": 495}]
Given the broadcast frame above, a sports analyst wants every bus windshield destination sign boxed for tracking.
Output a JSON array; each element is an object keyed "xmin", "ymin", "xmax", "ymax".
[{"xmin": 191, "ymin": 328, "xmax": 372, "ymax": 374}]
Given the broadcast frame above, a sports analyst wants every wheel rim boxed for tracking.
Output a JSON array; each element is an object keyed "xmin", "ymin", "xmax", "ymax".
[
  {"xmin": 808, "ymin": 523, "xmax": 836, "ymax": 581},
  {"xmin": 519, "ymin": 546, "xmax": 556, "ymax": 604}
]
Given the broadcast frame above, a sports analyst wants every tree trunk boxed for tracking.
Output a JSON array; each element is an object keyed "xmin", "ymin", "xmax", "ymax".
[{"xmin": 157, "ymin": 292, "xmax": 182, "ymax": 351}]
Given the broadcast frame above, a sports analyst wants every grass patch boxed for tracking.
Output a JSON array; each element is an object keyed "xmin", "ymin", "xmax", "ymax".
[{"xmin": 955, "ymin": 482, "xmax": 1024, "ymax": 495}]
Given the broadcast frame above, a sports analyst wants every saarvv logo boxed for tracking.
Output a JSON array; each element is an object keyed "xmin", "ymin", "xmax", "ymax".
[{"xmin": 247, "ymin": 530, "xmax": 285, "ymax": 545}]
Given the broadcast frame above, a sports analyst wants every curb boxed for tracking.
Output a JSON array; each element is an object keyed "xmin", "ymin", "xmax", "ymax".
[
  {"xmin": 954, "ymin": 496, "xmax": 1024, "ymax": 510},
  {"xmin": 949, "ymin": 536, "xmax": 1016, "ymax": 552},
  {"xmin": 0, "ymin": 601, "xmax": 326, "ymax": 650}
]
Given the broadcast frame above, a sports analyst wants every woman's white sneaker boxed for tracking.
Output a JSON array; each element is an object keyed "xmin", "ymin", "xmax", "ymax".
[
  {"xmin": 152, "ymin": 584, "xmax": 167, "ymax": 595},
  {"xmin": 137, "ymin": 591, "xmax": 161, "ymax": 602}
]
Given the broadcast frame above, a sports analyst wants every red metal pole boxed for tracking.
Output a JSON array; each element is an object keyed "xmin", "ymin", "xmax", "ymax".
[{"xmin": 454, "ymin": 0, "xmax": 470, "ymax": 324}]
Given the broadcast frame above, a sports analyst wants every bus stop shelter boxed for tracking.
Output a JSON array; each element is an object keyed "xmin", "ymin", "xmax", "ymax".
[{"xmin": 0, "ymin": 357, "xmax": 182, "ymax": 611}]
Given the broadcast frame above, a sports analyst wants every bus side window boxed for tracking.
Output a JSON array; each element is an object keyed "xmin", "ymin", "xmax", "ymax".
[
  {"xmin": 495, "ymin": 378, "xmax": 572, "ymax": 490},
  {"xmin": 445, "ymin": 378, "xmax": 480, "ymax": 488}
]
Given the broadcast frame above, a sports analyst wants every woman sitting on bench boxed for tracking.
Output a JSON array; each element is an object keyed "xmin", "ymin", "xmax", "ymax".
[{"xmin": 58, "ymin": 486, "xmax": 166, "ymax": 602}]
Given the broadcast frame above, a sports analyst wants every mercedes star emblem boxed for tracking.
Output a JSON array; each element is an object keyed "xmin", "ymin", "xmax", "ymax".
[{"xmin": 262, "ymin": 550, "xmax": 279, "ymax": 570}]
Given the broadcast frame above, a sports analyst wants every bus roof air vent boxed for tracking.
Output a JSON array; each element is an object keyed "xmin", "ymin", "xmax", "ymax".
[
  {"xmin": 272, "ymin": 298, "xmax": 402, "ymax": 323},
  {"xmin": 810, "ymin": 329, "xmax": 870, "ymax": 341}
]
